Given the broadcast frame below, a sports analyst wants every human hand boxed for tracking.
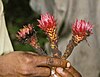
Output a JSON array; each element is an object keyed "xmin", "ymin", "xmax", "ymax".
[
  {"xmin": 50, "ymin": 63, "xmax": 82, "ymax": 77},
  {"xmin": 0, "ymin": 51, "xmax": 68, "ymax": 77}
]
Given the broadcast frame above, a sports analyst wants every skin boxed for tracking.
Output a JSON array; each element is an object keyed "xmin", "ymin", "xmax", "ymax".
[
  {"xmin": 55, "ymin": 66, "xmax": 82, "ymax": 77},
  {"xmin": 0, "ymin": 51, "xmax": 81, "ymax": 77},
  {"xmin": 50, "ymin": 63, "xmax": 81, "ymax": 77}
]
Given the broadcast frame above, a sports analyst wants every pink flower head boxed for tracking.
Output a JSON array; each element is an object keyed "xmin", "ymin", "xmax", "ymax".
[
  {"xmin": 37, "ymin": 13, "xmax": 56, "ymax": 32},
  {"xmin": 72, "ymin": 19, "xmax": 93, "ymax": 39},
  {"xmin": 16, "ymin": 24, "xmax": 33, "ymax": 41},
  {"xmin": 38, "ymin": 13, "xmax": 58, "ymax": 50}
]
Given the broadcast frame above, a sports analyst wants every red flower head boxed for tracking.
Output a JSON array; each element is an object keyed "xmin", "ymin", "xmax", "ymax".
[
  {"xmin": 16, "ymin": 24, "xmax": 34, "ymax": 41},
  {"xmin": 16, "ymin": 24, "xmax": 39, "ymax": 48},
  {"xmin": 37, "ymin": 13, "xmax": 58, "ymax": 50},
  {"xmin": 72, "ymin": 19, "xmax": 93, "ymax": 42},
  {"xmin": 37, "ymin": 13, "xmax": 56, "ymax": 32},
  {"xmin": 16, "ymin": 24, "xmax": 46, "ymax": 55}
]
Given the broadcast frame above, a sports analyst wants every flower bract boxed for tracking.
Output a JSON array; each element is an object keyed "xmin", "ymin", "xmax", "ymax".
[{"xmin": 72, "ymin": 19, "xmax": 93, "ymax": 41}]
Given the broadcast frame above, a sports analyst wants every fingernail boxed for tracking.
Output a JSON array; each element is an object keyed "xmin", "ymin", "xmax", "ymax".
[{"xmin": 67, "ymin": 62, "xmax": 71, "ymax": 68}]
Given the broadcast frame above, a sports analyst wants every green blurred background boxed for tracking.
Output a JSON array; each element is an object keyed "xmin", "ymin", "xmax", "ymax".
[{"xmin": 2, "ymin": 0, "xmax": 48, "ymax": 52}]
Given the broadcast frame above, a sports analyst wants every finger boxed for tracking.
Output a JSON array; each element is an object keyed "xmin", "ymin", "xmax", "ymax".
[
  {"xmin": 33, "ymin": 56, "xmax": 69, "ymax": 68},
  {"xmin": 50, "ymin": 73, "xmax": 62, "ymax": 77},
  {"xmin": 66, "ymin": 66, "xmax": 82, "ymax": 77},
  {"xmin": 31, "ymin": 67, "xmax": 50, "ymax": 77},
  {"xmin": 27, "ymin": 52, "xmax": 39, "ymax": 55},
  {"xmin": 56, "ymin": 67, "xmax": 74, "ymax": 77},
  {"xmin": 22, "ymin": 51, "xmax": 39, "ymax": 56},
  {"xmin": 51, "ymin": 68, "xmax": 61, "ymax": 77}
]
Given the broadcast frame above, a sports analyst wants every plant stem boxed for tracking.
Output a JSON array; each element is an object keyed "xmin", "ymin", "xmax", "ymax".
[
  {"xmin": 48, "ymin": 31, "xmax": 61, "ymax": 58},
  {"xmin": 62, "ymin": 36, "xmax": 78, "ymax": 59}
]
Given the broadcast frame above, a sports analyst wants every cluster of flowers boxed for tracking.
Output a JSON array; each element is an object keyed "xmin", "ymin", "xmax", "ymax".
[{"xmin": 16, "ymin": 13, "xmax": 93, "ymax": 59}]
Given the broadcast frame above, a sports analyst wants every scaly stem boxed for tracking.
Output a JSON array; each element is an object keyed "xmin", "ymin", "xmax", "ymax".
[
  {"xmin": 29, "ymin": 36, "xmax": 46, "ymax": 56},
  {"xmin": 62, "ymin": 36, "xmax": 79, "ymax": 59},
  {"xmin": 47, "ymin": 29, "xmax": 61, "ymax": 58},
  {"xmin": 30, "ymin": 43, "xmax": 46, "ymax": 55}
]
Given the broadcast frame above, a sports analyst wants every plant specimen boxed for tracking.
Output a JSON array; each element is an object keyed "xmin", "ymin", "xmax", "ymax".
[{"xmin": 16, "ymin": 13, "xmax": 93, "ymax": 76}]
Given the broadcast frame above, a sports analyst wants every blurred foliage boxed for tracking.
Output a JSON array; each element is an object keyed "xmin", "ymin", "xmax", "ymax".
[{"xmin": 2, "ymin": 0, "xmax": 48, "ymax": 52}]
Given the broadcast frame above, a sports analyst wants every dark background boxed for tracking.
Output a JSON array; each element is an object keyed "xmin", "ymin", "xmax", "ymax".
[{"xmin": 3, "ymin": 0, "xmax": 48, "ymax": 52}]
